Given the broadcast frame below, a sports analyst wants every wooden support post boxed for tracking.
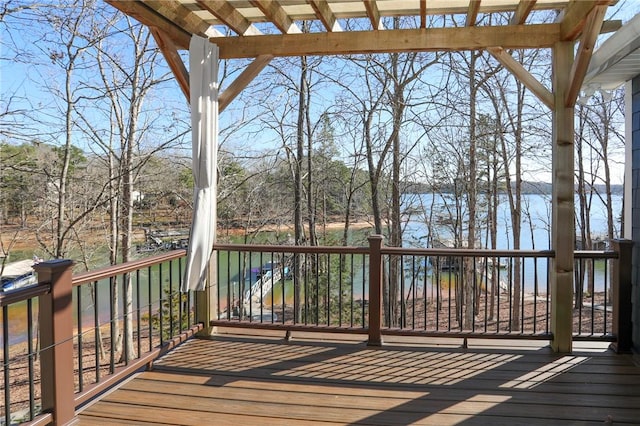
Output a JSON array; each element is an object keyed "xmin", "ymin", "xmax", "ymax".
[
  {"xmin": 35, "ymin": 259, "xmax": 75, "ymax": 426},
  {"xmin": 610, "ymin": 239, "xmax": 633, "ymax": 353},
  {"xmin": 551, "ymin": 41, "xmax": 575, "ymax": 353},
  {"xmin": 196, "ymin": 252, "xmax": 218, "ymax": 336},
  {"xmin": 368, "ymin": 235, "xmax": 384, "ymax": 346}
]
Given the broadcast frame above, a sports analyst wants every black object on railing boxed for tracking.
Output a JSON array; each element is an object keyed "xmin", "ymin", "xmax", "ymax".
[{"xmin": 610, "ymin": 239, "xmax": 633, "ymax": 353}]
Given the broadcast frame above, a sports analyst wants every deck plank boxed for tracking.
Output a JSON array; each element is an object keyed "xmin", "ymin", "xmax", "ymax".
[
  {"xmin": 130, "ymin": 371, "xmax": 640, "ymax": 409},
  {"xmin": 76, "ymin": 334, "xmax": 640, "ymax": 425}
]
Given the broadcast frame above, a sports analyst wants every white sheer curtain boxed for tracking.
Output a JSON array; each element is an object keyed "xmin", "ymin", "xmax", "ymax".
[{"xmin": 182, "ymin": 36, "xmax": 218, "ymax": 292}]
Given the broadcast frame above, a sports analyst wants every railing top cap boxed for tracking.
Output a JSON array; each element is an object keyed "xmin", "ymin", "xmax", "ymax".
[{"xmin": 33, "ymin": 259, "xmax": 74, "ymax": 271}]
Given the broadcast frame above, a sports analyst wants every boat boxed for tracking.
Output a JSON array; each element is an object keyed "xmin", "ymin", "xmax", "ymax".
[
  {"xmin": 136, "ymin": 230, "xmax": 189, "ymax": 253},
  {"xmin": 1, "ymin": 259, "xmax": 38, "ymax": 292}
]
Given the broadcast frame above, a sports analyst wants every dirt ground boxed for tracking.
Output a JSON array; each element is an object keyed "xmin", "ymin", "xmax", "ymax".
[
  {"xmin": 0, "ymin": 224, "xmax": 145, "ymax": 255},
  {"xmin": 1, "ymin": 220, "xmax": 376, "ymax": 257}
]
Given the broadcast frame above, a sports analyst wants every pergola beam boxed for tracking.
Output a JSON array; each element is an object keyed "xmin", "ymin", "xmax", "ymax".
[
  {"xmin": 565, "ymin": 5, "xmax": 607, "ymax": 106},
  {"xmin": 142, "ymin": 0, "xmax": 211, "ymax": 37},
  {"xmin": 363, "ymin": 0, "xmax": 384, "ymax": 30},
  {"xmin": 219, "ymin": 55, "xmax": 274, "ymax": 112},
  {"xmin": 310, "ymin": 0, "xmax": 342, "ymax": 32},
  {"xmin": 510, "ymin": 0, "xmax": 536, "ymax": 25},
  {"xmin": 197, "ymin": 0, "xmax": 262, "ymax": 36},
  {"xmin": 488, "ymin": 47, "xmax": 554, "ymax": 109},
  {"xmin": 105, "ymin": 0, "xmax": 191, "ymax": 49},
  {"xmin": 150, "ymin": 28, "xmax": 190, "ymax": 102},
  {"xmin": 558, "ymin": 0, "xmax": 607, "ymax": 40},
  {"xmin": 214, "ymin": 24, "xmax": 561, "ymax": 59},
  {"xmin": 251, "ymin": 0, "xmax": 301, "ymax": 34},
  {"xmin": 419, "ymin": 0, "xmax": 427, "ymax": 28},
  {"xmin": 466, "ymin": 0, "xmax": 481, "ymax": 27}
]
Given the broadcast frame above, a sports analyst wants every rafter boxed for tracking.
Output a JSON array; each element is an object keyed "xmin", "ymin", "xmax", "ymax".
[
  {"xmin": 558, "ymin": 0, "xmax": 608, "ymax": 41},
  {"xmin": 143, "ymin": 0, "xmax": 211, "ymax": 37},
  {"xmin": 251, "ymin": 0, "xmax": 301, "ymax": 34},
  {"xmin": 466, "ymin": 0, "xmax": 481, "ymax": 27},
  {"xmin": 420, "ymin": 0, "xmax": 427, "ymax": 28},
  {"xmin": 363, "ymin": 0, "xmax": 384, "ymax": 30},
  {"xmin": 565, "ymin": 5, "xmax": 607, "ymax": 107},
  {"xmin": 601, "ymin": 19, "xmax": 622, "ymax": 34},
  {"xmin": 197, "ymin": 0, "xmax": 261, "ymax": 36},
  {"xmin": 310, "ymin": 0, "xmax": 342, "ymax": 32},
  {"xmin": 510, "ymin": 0, "xmax": 536, "ymax": 25},
  {"xmin": 219, "ymin": 55, "xmax": 274, "ymax": 112},
  {"xmin": 488, "ymin": 47, "xmax": 553, "ymax": 109},
  {"xmin": 105, "ymin": 0, "xmax": 190, "ymax": 49},
  {"xmin": 214, "ymin": 24, "xmax": 561, "ymax": 59},
  {"xmin": 150, "ymin": 28, "xmax": 189, "ymax": 102}
]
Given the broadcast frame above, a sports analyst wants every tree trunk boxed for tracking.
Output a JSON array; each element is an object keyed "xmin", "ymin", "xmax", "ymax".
[
  {"xmin": 464, "ymin": 51, "xmax": 478, "ymax": 329},
  {"xmin": 576, "ymin": 106, "xmax": 588, "ymax": 305},
  {"xmin": 389, "ymin": 52, "xmax": 404, "ymax": 327},
  {"xmin": 295, "ymin": 50, "xmax": 309, "ymax": 323}
]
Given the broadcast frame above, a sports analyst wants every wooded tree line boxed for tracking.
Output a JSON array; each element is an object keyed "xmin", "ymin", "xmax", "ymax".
[{"xmin": 1, "ymin": 1, "xmax": 626, "ymax": 331}]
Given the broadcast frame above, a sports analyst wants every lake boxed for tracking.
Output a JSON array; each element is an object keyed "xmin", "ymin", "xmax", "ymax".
[
  {"xmin": 400, "ymin": 192, "xmax": 622, "ymax": 294},
  {"xmin": 402, "ymin": 192, "xmax": 622, "ymax": 250}
]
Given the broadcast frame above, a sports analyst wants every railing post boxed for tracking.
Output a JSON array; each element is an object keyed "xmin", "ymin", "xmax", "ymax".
[
  {"xmin": 610, "ymin": 239, "xmax": 633, "ymax": 353},
  {"xmin": 368, "ymin": 235, "xmax": 383, "ymax": 346},
  {"xmin": 35, "ymin": 259, "xmax": 75, "ymax": 426}
]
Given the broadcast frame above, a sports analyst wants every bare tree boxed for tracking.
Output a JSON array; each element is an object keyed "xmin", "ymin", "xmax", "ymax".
[
  {"xmin": 479, "ymin": 44, "xmax": 550, "ymax": 330},
  {"xmin": 85, "ymin": 9, "xmax": 182, "ymax": 360},
  {"xmin": 574, "ymin": 89, "xmax": 625, "ymax": 302},
  {"xmin": 4, "ymin": 0, "xmax": 112, "ymax": 260},
  {"xmin": 333, "ymin": 19, "xmax": 438, "ymax": 325}
]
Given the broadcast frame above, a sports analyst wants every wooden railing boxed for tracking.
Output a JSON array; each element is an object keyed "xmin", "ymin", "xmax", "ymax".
[
  {"xmin": 211, "ymin": 237, "xmax": 633, "ymax": 349},
  {"xmin": 0, "ymin": 238, "xmax": 633, "ymax": 425},
  {"xmin": 1, "ymin": 251, "xmax": 202, "ymax": 426}
]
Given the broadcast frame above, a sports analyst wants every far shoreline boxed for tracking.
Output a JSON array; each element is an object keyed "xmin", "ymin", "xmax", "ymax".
[{"xmin": 219, "ymin": 220, "xmax": 375, "ymax": 237}]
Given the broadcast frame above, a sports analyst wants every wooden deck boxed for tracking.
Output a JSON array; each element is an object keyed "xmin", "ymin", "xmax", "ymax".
[{"xmin": 77, "ymin": 331, "xmax": 640, "ymax": 425}]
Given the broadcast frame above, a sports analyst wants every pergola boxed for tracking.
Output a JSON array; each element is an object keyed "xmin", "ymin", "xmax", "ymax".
[{"xmin": 105, "ymin": 0, "xmax": 616, "ymax": 353}]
